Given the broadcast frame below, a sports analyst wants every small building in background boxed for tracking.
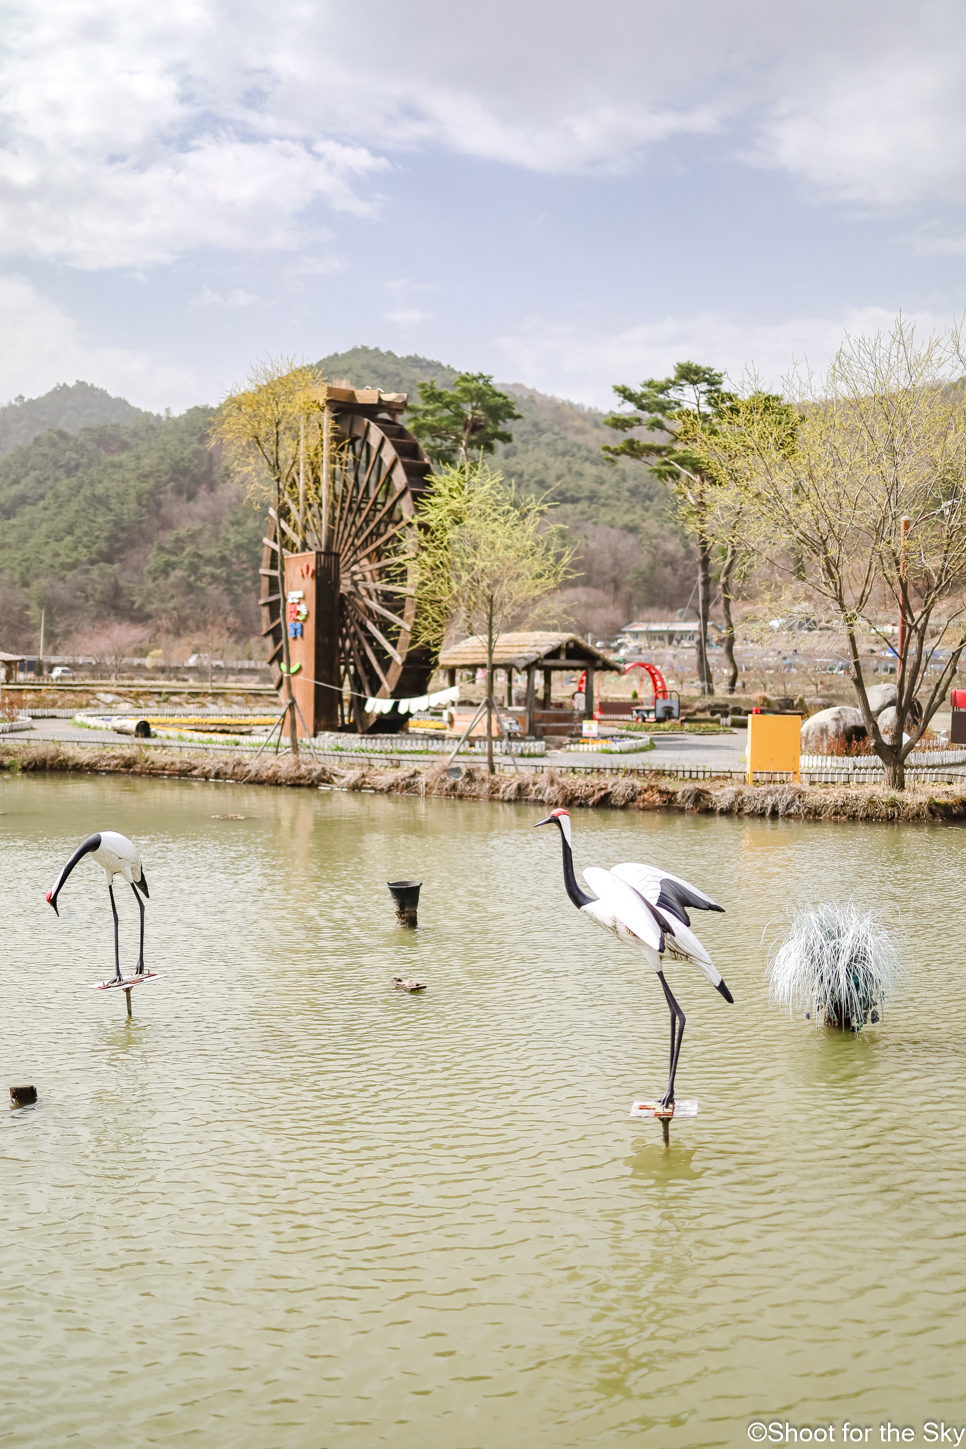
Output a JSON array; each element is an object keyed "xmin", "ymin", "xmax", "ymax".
[
  {"xmin": 618, "ymin": 620, "xmax": 700, "ymax": 651},
  {"xmin": 0, "ymin": 651, "xmax": 25, "ymax": 683}
]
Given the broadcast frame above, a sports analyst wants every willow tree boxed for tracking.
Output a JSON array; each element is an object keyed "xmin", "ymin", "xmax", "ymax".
[
  {"xmin": 412, "ymin": 460, "xmax": 575, "ymax": 773},
  {"xmin": 697, "ymin": 321, "xmax": 966, "ymax": 789},
  {"xmin": 210, "ymin": 357, "xmax": 324, "ymax": 755}
]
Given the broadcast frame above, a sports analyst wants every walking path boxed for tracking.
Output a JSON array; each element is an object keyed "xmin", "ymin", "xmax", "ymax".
[{"xmin": 21, "ymin": 716, "xmax": 748, "ymax": 772}]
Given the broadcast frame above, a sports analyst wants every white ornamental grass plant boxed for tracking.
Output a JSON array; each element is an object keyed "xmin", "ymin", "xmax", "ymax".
[{"xmin": 766, "ymin": 900, "xmax": 903, "ymax": 1030}]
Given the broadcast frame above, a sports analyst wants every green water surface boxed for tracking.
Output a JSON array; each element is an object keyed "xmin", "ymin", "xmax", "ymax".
[{"xmin": 1, "ymin": 774, "xmax": 963, "ymax": 1448}]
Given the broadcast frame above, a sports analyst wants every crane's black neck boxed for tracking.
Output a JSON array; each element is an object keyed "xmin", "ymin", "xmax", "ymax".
[
  {"xmin": 555, "ymin": 823, "xmax": 594, "ymax": 909},
  {"xmin": 49, "ymin": 832, "xmax": 101, "ymax": 907}
]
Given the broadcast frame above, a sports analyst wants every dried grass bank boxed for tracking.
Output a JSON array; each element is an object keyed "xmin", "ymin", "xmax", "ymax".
[{"xmin": 2, "ymin": 740, "xmax": 966, "ymax": 823}]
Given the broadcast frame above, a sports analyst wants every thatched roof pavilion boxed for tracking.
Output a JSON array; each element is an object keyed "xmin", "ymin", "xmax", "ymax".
[{"xmin": 438, "ymin": 632, "xmax": 618, "ymax": 735}]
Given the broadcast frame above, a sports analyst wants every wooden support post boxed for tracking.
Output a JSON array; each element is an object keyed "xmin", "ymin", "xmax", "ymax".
[
  {"xmin": 584, "ymin": 667, "xmax": 595, "ymax": 719},
  {"xmin": 542, "ymin": 668, "xmax": 551, "ymax": 707},
  {"xmin": 525, "ymin": 665, "xmax": 536, "ymax": 737},
  {"xmin": 124, "ymin": 988, "xmax": 132, "ymax": 1018},
  {"xmin": 315, "ymin": 551, "xmax": 341, "ymax": 732},
  {"xmin": 661, "ymin": 1116, "xmax": 670, "ymax": 1146},
  {"xmin": 447, "ymin": 668, "xmax": 457, "ymax": 688}
]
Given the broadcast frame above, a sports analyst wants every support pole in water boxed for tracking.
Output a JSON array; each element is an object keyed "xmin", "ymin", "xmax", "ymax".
[
  {"xmin": 629, "ymin": 1099, "xmax": 696, "ymax": 1144},
  {"xmin": 124, "ymin": 987, "xmax": 133, "ymax": 1018},
  {"xmin": 10, "ymin": 1086, "xmax": 37, "ymax": 1107},
  {"xmin": 388, "ymin": 880, "xmax": 421, "ymax": 928}
]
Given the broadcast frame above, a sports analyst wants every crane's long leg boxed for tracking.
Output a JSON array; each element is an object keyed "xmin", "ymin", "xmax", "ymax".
[
  {"xmin": 109, "ymin": 886, "xmax": 122, "ymax": 982},
  {"xmin": 131, "ymin": 883, "xmax": 145, "ymax": 975},
  {"xmin": 657, "ymin": 970, "xmax": 686, "ymax": 1108}
]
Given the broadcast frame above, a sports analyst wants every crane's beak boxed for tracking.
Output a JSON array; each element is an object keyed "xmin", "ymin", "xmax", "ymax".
[
  {"xmin": 46, "ymin": 889, "xmax": 59, "ymax": 917},
  {"xmin": 534, "ymin": 816, "xmax": 553, "ymax": 828}
]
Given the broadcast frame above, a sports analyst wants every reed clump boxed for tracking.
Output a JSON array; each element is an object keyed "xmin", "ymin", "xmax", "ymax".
[
  {"xmin": 767, "ymin": 900, "xmax": 904, "ymax": 1029},
  {"xmin": 3, "ymin": 741, "xmax": 966, "ymax": 822}
]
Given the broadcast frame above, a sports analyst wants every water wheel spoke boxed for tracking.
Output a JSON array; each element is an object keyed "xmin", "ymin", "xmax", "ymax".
[
  {"xmin": 342, "ymin": 623, "xmax": 378, "ymax": 698},
  {"xmin": 269, "ymin": 506, "xmax": 302, "ymax": 550},
  {"xmin": 345, "ymin": 597, "xmax": 405, "ymax": 668},
  {"xmin": 349, "ymin": 593, "xmax": 410, "ymax": 633},
  {"xmin": 348, "ymin": 519, "xmax": 413, "ymax": 569},
  {"xmin": 341, "ymin": 477, "xmax": 406, "ymax": 559},
  {"xmin": 354, "ymin": 579, "xmax": 415, "ymax": 597},
  {"xmin": 346, "ymin": 613, "xmax": 393, "ymax": 691}
]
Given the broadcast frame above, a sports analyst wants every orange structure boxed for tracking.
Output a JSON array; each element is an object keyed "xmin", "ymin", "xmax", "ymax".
[{"xmin": 747, "ymin": 713, "xmax": 802, "ymax": 783}]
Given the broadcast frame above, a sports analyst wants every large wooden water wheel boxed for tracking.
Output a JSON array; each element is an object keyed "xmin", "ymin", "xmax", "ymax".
[{"xmin": 259, "ymin": 386, "xmax": 437, "ymax": 734}]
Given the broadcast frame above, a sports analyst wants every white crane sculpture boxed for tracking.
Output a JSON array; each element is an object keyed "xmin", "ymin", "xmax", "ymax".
[
  {"xmin": 535, "ymin": 808, "xmax": 733, "ymax": 1107},
  {"xmin": 47, "ymin": 832, "xmax": 150, "ymax": 985}
]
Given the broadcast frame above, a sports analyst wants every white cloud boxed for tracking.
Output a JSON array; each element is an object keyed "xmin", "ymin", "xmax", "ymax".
[
  {"xmin": 495, "ymin": 305, "xmax": 958, "ymax": 408},
  {"xmin": 385, "ymin": 309, "xmax": 430, "ymax": 326},
  {"xmin": 0, "ymin": 272, "xmax": 198, "ymax": 408},
  {"xmin": 189, "ymin": 285, "xmax": 257, "ymax": 309},
  {"xmin": 2, "ymin": 0, "xmax": 965, "ymax": 276}
]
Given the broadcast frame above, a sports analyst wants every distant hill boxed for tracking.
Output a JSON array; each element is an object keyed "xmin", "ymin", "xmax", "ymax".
[
  {"xmin": 316, "ymin": 346, "xmax": 672, "ymax": 534},
  {"xmin": 0, "ymin": 351, "xmax": 695, "ymax": 657},
  {"xmin": 0, "ymin": 409, "xmax": 262, "ymax": 655},
  {"xmin": 0, "ymin": 382, "xmax": 154, "ymax": 457},
  {"xmin": 317, "ymin": 345, "xmax": 459, "ymax": 396}
]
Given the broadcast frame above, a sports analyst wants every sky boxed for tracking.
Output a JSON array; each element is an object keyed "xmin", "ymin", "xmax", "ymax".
[{"xmin": 1, "ymin": 0, "xmax": 966, "ymax": 412}]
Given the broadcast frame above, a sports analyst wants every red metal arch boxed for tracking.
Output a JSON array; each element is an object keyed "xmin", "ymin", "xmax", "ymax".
[{"xmin": 623, "ymin": 661, "xmax": 669, "ymax": 700}]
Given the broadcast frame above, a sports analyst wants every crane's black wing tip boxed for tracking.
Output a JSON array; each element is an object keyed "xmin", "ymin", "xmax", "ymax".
[{"xmin": 716, "ymin": 980, "xmax": 734, "ymax": 1003}]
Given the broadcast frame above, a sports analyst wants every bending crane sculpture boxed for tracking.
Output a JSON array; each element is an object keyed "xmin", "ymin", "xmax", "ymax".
[
  {"xmin": 47, "ymin": 832, "xmax": 149, "ymax": 983},
  {"xmin": 535, "ymin": 808, "xmax": 732, "ymax": 1105}
]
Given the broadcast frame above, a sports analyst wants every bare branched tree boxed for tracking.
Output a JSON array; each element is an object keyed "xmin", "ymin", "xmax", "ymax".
[{"xmin": 697, "ymin": 319, "xmax": 966, "ymax": 788}]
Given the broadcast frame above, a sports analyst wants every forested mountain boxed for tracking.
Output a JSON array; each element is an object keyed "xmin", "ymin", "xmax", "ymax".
[
  {"xmin": 318, "ymin": 348, "xmax": 695, "ymax": 637},
  {"xmin": 0, "ymin": 408, "xmax": 261, "ymax": 655},
  {"xmin": 317, "ymin": 347, "xmax": 671, "ymax": 533},
  {"xmin": 0, "ymin": 381, "xmax": 153, "ymax": 456},
  {"xmin": 0, "ymin": 349, "xmax": 694, "ymax": 657}
]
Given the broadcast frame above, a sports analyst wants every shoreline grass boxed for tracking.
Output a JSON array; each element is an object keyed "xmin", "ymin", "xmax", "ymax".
[{"xmin": 3, "ymin": 739, "xmax": 966, "ymax": 823}]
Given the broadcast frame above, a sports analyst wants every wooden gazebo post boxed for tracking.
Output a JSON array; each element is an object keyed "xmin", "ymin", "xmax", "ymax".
[{"xmin": 584, "ymin": 666, "xmax": 595, "ymax": 721}]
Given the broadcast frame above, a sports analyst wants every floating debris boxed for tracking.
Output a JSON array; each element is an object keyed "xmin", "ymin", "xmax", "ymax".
[{"xmin": 391, "ymin": 977, "xmax": 426, "ymax": 993}]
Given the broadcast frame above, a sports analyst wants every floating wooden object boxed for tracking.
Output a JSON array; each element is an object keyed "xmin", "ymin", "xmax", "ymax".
[
  {"xmin": 391, "ymin": 977, "xmax": 426, "ymax": 992},
  {"xmin": 388, "ymin": 880, "xmax": 421, "ymax": 928},
  {"xmin": 9, "ymin": 1086, "xmax": 37, "ymax": 1107}
]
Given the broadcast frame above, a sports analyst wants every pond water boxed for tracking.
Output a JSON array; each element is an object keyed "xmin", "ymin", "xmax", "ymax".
[{"xmin": 1, "ymin": 774, "xmax": 965, "ymax": 1449}]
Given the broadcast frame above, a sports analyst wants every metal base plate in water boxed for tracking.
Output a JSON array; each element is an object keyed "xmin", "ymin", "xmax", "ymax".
[
  {"xmin": 90, "ymin": 972, "xmax": 162, "ymax": 991},
  {"xmin": 629, "ymin": 1099, "xmax": 698, "ymax": 1119}
]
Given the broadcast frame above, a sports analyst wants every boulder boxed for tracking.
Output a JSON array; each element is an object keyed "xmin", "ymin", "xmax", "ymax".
[
  {"xmin": 800, "ymin": 706, "xmax": 868, "ymax": 755},
  {"xmin": 864, "ymin": 683, "xmax": 897, "ymax": 716},
  {"xmin": 875, "ymin": 706, "xmax": 904, "ymax": 743}
]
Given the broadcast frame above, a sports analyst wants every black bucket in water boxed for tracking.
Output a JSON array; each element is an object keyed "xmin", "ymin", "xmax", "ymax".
[{"xmin": 388, "ymin": 880, "xmax": 422, "ymax": 928}]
